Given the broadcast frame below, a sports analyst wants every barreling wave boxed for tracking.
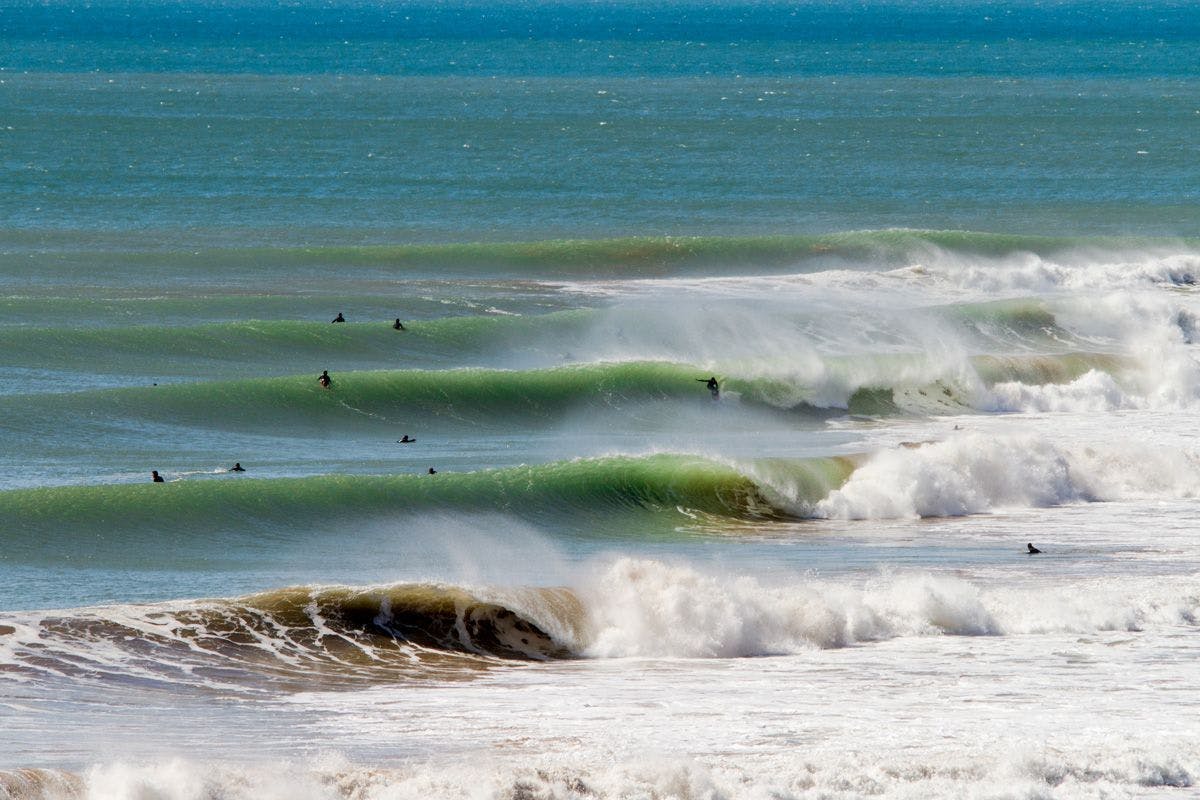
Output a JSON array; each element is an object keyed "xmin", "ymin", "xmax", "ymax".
[
  {"xmin": 0, "ymin": 454, "xmax": 858, "ymax": 543},
  {"xmin": 0, "ymin": 583, "xmax": 584, "ymax": 694},
  {"xmin": 2, "ymin": 563, "xmax": 1195, "ymax": 694},
  {"xmin": 7, "ymin": 427, "xmax": 1200, "ymax": 545}
]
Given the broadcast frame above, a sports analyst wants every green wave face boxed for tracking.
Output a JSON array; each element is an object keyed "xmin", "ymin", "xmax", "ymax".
[
  {"xmin": 0, "ymin": 348, "xmax": 1137, "ymax": 442},
  {"xmin": 0, "ymin": 454, "xmax": 858, "ymax": 550},
  {"xmin": 4, "ymin": 361, "xmax": 828, "ymax": 437}
]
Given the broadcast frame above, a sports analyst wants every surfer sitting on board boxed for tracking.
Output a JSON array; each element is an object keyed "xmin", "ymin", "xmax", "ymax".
[
  {"xmin": 151, "ymin": 470, "xmax": 164, "ymax": 483},
  {"xmin": 318, "ymin": 370, "xmax": 331, "ymax": 388},
  {"xmin": 697, "ymin": 376, "xmax": 719, "ymax": 399},
  {"xmin": 393, "ymin": 318, "xmax": 405, "ymax": 330}
]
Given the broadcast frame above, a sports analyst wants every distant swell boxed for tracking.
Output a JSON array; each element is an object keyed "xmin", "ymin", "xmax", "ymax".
[{"xmin": 12, "ymin": 230, "xmax": 1200, "ymax": 280}]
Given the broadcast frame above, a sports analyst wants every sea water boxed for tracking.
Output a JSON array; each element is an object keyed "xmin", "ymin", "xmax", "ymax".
[{"xmin": 2, "ymin": 1, "xmax": 1199, "ymax": 797}]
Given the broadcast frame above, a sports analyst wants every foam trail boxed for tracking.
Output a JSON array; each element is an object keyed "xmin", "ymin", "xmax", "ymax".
[{"xmin": 6, "ymin": 743, "xmax": 1198, "ymax": 800}]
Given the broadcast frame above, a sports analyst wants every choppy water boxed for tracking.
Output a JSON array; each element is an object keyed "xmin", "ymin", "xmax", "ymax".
[{"xmin": 3, "ymin": 1, "xmax": 1200, "ymax": 798}]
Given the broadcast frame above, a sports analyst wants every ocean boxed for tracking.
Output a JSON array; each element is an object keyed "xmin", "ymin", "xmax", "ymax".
[{"xmin": 2, "ymin": 0, "xmax": 1199, "ymax": 797}]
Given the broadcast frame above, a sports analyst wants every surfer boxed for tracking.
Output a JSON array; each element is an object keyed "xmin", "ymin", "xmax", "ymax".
[
  {"xmin": 427, "ymin": 467, "xmax": 437, "ymax": 474},
  {"xmin": 1027, "ymin": 542, "xmax": 1042, "ymax": 554},
  {"xmin": 151, "ymin": 470, "xmax": 164, "ymax": 483},
  {"xmin": 318, "ymin": 369, "xmax": 331, "ymax": 388},
  {"xmin": 398, "ymin": 435, "xmax": 415, "ymax": 443},
  {"xmin": 332, "ymin": 312, "xmax": 345, "ymax": 323},
  {"xmin": 393, "ymin": 318, "xmax": 405, "ymax": 330},
  {"xmin": 697, "ymin": 376, "xmax": 719, "ymax": 399},
  {"xmin": 229, "ymin": 462, "xmax": 245, "ymax": 472}
]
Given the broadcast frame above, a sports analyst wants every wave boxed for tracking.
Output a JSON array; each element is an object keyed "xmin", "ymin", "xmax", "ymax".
[
  {"xmin": 0, "ymin": 300, "xmax": 1073, "ymax": 380},
  {"xmin": 0, "ymin": 312, "xmax": 595, "ymax": 383},
  {"xmin": 0, "ymin": 455, "xmax": 856, "ymax": 543},
  {"xmin": 0, "ymin": 349, "xmax": 1154, "ymax": 439},
  {"xmin": 3, "ymin": 563, "xmax": 1196, "ymax": 692},
  {"xmin": 6, "ymin": 427, "xmax": 1198, "ymax": 542},
  {"xmin": 0, "ymin": 298, "xmax": 1095, "ymax": 401},
  {"xmin": 9, "ymin": 230, "xmax": 1199, "ymax": 282},
  {"xmin": 0, "ymin": 583, "xmax": 584, "ymax": 693}
]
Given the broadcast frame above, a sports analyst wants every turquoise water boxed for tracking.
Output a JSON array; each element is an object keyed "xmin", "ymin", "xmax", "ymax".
[
  {"xmin": 5, "ymin": 2, "xmax": 1200, "ymax": 245},
  {"xmin": 2, "ymin": 2, "xmax": 1200, "ymax": 797}
]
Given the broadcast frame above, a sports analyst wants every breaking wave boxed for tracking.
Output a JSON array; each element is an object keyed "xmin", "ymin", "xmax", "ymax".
[{"xmin": 2, "ymin": 562, "xmax": 1196, "ymax": 690}]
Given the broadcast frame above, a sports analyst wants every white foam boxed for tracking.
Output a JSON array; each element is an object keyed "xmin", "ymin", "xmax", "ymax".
[
  {"xmin": 568, "ymin": 559, "xmax": 1200, "ymax": 659},
  {"xmin": 813, "ymin": 433, "xmax": 1200, "ymax": 520},
  {"xmin": 45, "ymin": 741, "xmax": 1199, "ymax": 800}
]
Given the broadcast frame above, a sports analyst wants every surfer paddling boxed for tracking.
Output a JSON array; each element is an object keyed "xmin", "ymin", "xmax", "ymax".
[
  {"xmin": 318, "ymin": 370, "xmax": 331, "ymax": 388},
  {"xmin": 393, "ymin": 318, "xmax": 406, "ymax": 330},
  {"xmin": 1027, "ymin": 543, "xmax": 1042, "ymax": 554},
  {"xmin": 332, "ymin": 312, "xmax": 345, "ymax": 323},
  {"xmin": 229, "ymin": 462, "xmax": 246, "ymax": 472},
  {"xmin": 398, "ymin": 435, "xmax": 415, "ymax": 443},
  {"xmin": 151, "ymin": 470, "xmax": 164, "ymax": 483},
  {"xmin": 697, "ymin": 376, "xmax": 719, "ymax": 399}
]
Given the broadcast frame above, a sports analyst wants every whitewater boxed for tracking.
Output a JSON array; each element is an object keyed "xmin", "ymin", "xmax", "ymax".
[{"xmin": 4, "ymin": 0, "xmax": 1200, "ymax": 798}]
